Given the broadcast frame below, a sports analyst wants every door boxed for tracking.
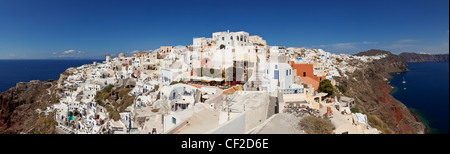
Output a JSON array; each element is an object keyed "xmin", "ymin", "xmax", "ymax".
[{"xmin": 274, "ymin": 70, "xmax": 279, "ymax": 80}]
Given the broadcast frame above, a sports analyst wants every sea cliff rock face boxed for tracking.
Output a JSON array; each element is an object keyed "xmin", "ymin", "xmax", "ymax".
[
  {"xmin": 0, "ymin": 80, "xmax": 59, "ymax": 134},
  {"xmin": 398, "ymin": 52, "xmax": 449, "ymax": 63},
  {"xmin": 343, "ymin": 50, "xmax": 426, "ymax": 134}
]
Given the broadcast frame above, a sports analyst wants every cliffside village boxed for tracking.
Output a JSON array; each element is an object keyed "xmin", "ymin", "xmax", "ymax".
[{"xmin": 41, "ymin": 31, "xmax": 388, "ymax": 134}]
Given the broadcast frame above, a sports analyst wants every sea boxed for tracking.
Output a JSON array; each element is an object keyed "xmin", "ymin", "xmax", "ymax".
[
  {"xmin": 390, "ymin": 62, "xmax": 449, "ymax": 134},
  {"xmin": 0, "ymin": 59, "xmax": 102, "ymax": 93}
]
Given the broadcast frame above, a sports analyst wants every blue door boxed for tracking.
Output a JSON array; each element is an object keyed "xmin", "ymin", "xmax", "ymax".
[{"xmin": 274, "ymin": 70, "xmax": 279, "ymax": 80}]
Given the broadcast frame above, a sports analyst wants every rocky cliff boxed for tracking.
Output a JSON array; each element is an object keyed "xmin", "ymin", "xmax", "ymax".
[
  {"xmin": 340, "ymin": 49, "xmax": 426, "ymax": 134},
  {"xmin": 0, "ymin": 80, "xmax": 62, "ymax": 134},
  {"xmin": 398, "ymin": 52, "xmax": 449, "ymax": 63}
]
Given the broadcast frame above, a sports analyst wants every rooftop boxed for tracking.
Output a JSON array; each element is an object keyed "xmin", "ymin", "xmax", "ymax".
[
  {"xmin": 173, "ymin": 104, "xmax": 220, "ymax": 134},
  {"xmin": 228, "ymin": 91, "xmax": 269, "ymax": 113},
  {"xmin": 283, "ymin": 94, "xmax": 307, "ymax": 103},
  {"xmin": 254, "ymin": 113, "xmax": 304, "ymax": 134}
]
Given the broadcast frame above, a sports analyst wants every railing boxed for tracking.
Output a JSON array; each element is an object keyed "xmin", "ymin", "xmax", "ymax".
[{"xmin": 280, "ymin": 88, "xmax": 304, "ymax": 94}]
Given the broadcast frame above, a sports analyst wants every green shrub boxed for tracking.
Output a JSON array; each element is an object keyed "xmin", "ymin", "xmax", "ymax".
[
  {"xmin": 318, "ymin": 79, "xmax": 335, "ymax": 96},
  {"xmin": 336, "ymin": 85, "xmax": 347, "ymax": 94},
  {"xmin": 104, "ymin": 85, "xmax": 113, "ymax": 93},
  {"xmin": 95, "ymin": 85, "xmax": 114, "ymax": 101},
  {"xmin": 350, "ymin": 107, "xmax": 359, "ymax": 113}
]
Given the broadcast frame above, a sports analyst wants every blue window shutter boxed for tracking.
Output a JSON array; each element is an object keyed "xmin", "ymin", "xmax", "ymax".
[{"xmin": 274, "ymin": 70, "xmax": 279, "ymax": 80}]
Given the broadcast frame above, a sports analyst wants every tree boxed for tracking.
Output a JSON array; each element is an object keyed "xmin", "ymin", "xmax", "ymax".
[
  {"xmin": 336, "ymin": 85, "xmax": 347, "ymax": 94},
  {"xmin": 318, "ymin": 79, "xmax": 335, "ymax": 96}
]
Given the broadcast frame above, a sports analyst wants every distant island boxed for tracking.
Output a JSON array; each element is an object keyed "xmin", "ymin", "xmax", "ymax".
[{"xmin": 398, "ymin": 52, "xmax": 449, "ymax": 63}]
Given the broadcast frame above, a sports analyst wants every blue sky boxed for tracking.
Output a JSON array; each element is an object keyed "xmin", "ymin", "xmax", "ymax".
[{"xmin": 0, "ymin": 0, "xmax": 448, "ymax": 59}]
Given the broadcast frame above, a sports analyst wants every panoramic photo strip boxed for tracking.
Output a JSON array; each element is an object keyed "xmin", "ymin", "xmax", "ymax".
[{"xmin": 0, "ymin": 0, "xmax": 448, "ymax": 152}]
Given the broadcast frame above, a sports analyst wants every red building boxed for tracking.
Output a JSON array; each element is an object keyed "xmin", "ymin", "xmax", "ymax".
[{"xmin": 290, "ymin": 61, "xmax": 325, "ymax": 90}]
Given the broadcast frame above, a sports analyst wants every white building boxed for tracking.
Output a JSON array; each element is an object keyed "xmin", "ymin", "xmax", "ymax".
[
  {"xmin": 193, "ymin": 37, "xmax": 213, "ymax": 51},
  {"xmin": 161, "ymin": 69, "xmax": 182, "ymax": 84},
  {"xmin": 212, "ymin": 31, "xmax": 252, "ymax": 50},
  {"xmin": 265, "ymin": 62, "xmax": 294, "ymax": 89}
]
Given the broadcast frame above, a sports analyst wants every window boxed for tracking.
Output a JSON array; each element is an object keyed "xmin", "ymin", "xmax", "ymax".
[
  {"xmin": 222, "ymin": 37, "xmax": 224, "ymax": 41},
  {"xmin": 172, "ymin": 117, "xmax": 176, "ymax": 124},
  {"xmin": 303, "ymin": 72, "xmax": 306, "ymax": 77},
  {"xmin": 275, "ymin": 65, "xmax": 278, "ymax": 69},
  {"xmin": 230, "ymin": 36, "xmax": 233, "ymax": 40},
  {"xmin": 289, "ymin": 69, "xmax": 291, "ymax": 75},
  {"xmin": 274, "ymin": 70, "xmax": 279, "ymax": 80},
  {"xmin": 286, "ymin": 70, "xmax": 288, "ymax": 76}
]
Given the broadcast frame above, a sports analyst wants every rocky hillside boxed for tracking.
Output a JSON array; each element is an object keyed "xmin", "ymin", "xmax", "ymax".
[
  {"xmin": 340, "ymin": 49, "xmax": 426, "ymax": 134},
  {"xmin": 0, "ymin": 80, "xmax": 61, "ymax": 134},
  {"xmin": 398, "ymin": 52, "xmax": 449, "ymax": 63},
  {"xmin": 0, "ymin": 67, "xmax": 74, "ymax": 134},
  {"xmin": 354, "ymin": 49, "xmax": 392, "ymax": 57}
]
